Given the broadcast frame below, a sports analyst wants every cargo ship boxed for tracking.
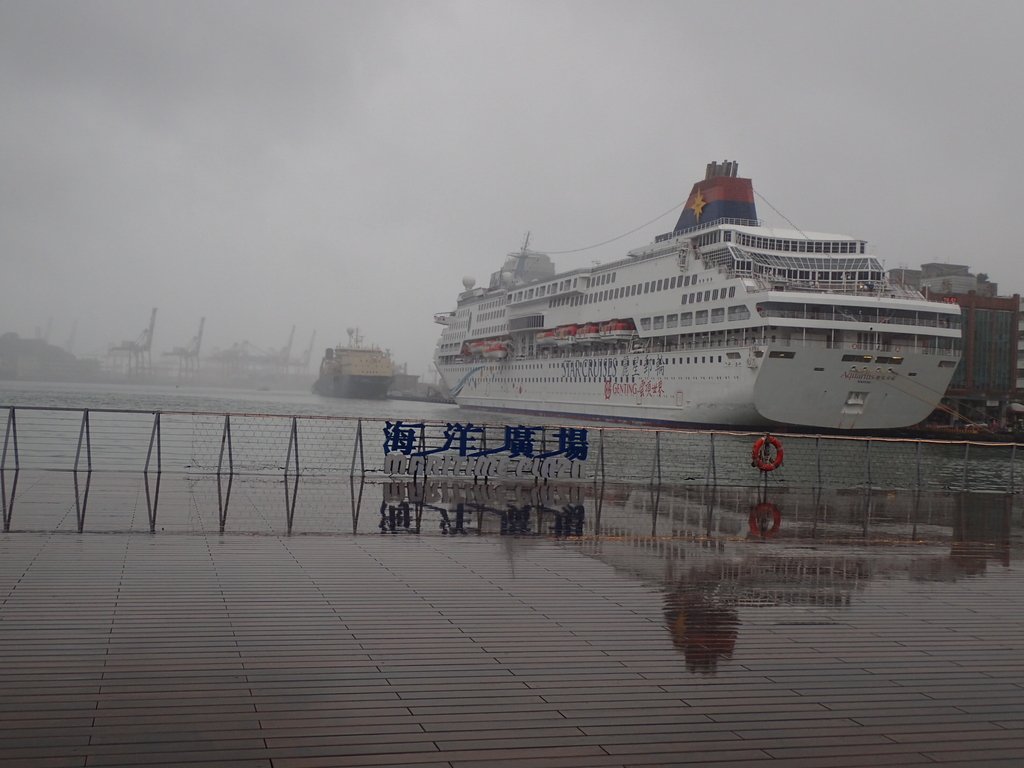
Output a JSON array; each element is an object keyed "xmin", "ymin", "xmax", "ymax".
[
  {"xmin": 432, "ymin": 160, "xmax": 963, "ymax": 430},
  {"xmin": 313, "ymin": 328, "xmax": 393, "ymax": 400}
]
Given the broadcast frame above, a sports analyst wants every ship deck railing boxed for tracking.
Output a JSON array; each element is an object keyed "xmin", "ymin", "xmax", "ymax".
[
  {"xmin": 759, "ymin": 307, "xmax": 960, "ymax": 328},
  {"xmin": 737, "ymin": 272, "xmax": 934, "ymax": 300},
  {"xmin": 654, "ymin": 217, "xmax": 762, "ymax": 243}
]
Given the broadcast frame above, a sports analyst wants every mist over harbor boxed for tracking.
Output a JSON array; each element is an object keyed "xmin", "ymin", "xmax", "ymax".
[{"xmin": 3, "ymin": 0, "xmax": 1023, "ymax": 383}]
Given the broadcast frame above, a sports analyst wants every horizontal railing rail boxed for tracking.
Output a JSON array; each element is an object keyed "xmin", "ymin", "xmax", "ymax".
[{"xmin": 2, "ymin": 404, "xmax": 1023, "ymax": 535}]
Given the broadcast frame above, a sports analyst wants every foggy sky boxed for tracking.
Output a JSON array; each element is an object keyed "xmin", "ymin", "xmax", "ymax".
[{"xmin": 2, "ymin": 0, "xmax": 1022, "ymax": 376}]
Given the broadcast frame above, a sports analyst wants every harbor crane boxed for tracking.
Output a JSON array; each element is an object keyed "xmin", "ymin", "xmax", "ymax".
[
  {"xmin": 295, "ymin": 330, "xmax": 316, "ymax": 372},
  {"xmin": 163, "ymin": 317, "xmax": 205, "ymax": 377},
  {"xmin": 64, "ymin": 321, "xmax": 77, "ymax": 354},
  {"xmin": 273, "ymin": 325, "xmax": 296, "ymax": 372},
  {"xmin": 109, "ymin": 307, "xmax": 157, "ymax": 374}
]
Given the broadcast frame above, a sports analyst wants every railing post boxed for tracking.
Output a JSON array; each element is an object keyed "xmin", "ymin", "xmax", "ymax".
[
  {"xmin": 710, "ymin": 432, "xmax": 717, "ymax": 486},
  {"xmin": 284, "ymin": 416, "xmax": 300, "ymax": 533},
  {"xmin": 144, "ymin": 412, "xmax": 162, "ymax": 533},
  {"xmin": 916, "ymin": 440, "xmax": 922, "ymax": 491},
  {"xmin": 963, "ymin": 442, "xmax": 970, "ymax": 491},
  {"xmin": 416, "ymin": 423, "xmax": 426, "ymax": 481},
  {"xmin": 349, "ymin": 419, "xmax": 366, "ymax": 477},
  {"xmin": 815, "ymin": 436, "xmax": 822, "ymax": 489},
  {"xmin": 74, "ymin": 410, "xmax": 92, "ymax": 473},
  {"xmin": 1, "ymin": 407, "xmax": 18, "ymax": 532},
  {"xmin": 865, "ymin": 439, "xmax": 872, "ymax": 489},
  {"xmin": 73, "ymin": 410, "xmax": 92, "ymax": 533},
  {"xmin": 651, "ymin": 430, "xmax": 661, "ymax": 486},
  {"xmin": 1011, "ymin": 443, "xmax": 1017, "ymax": 495},
  {"xmin": 1, "ymin": 407, "xmax": 19, "ymax": 472},
  {"xmin": 217, "ymin": 415, "xmax": 233, "ymax": 532}
]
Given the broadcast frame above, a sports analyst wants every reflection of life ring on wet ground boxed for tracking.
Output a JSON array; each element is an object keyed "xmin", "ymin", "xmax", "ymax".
[
  {"xmin": 749, "ymin": 502, "xmax": 781, "ymax": 537},
  {"xmin": 751, "ymin": 435, "xmax": 784, "ymax": 472}
]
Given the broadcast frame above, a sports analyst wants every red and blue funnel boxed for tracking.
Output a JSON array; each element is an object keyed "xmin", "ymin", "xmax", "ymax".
[{"xmin": 673, "ymin": 160, "xmax": 758, "ymax": 231}]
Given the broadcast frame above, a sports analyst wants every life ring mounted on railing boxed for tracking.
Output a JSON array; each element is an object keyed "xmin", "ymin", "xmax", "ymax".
[
  {"xmin": 749, "ymin": 502, "xmax": 781, "ymax": 537},
  {"xmin": 751, "ymin": 434, "xmax": 784, "ymax": 472}
]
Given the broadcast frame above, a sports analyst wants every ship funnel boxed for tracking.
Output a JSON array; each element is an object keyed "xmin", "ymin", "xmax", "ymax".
[
  {"xmin": 675, "ymin": 160, "xmax": 756, "ymax": 231},
  {"xmin": 705, "ymin": 160, "xmax": 739, "ymax": 179}
]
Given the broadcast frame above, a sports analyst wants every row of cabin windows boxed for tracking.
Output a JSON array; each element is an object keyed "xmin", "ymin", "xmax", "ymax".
[
  {"xmin": 547, "ymin": 273, "xmax": 714, "ymax": 308},
  {"xmin": 530, "ymin": 271, "xmax": 721, "ymax": 307},
  {"xmin": 479, "ymin": 296, "xmax": 508, "ymax": 311},
  {"xmin": 477, "ymin": 308, "xmax": 506, "ymax": 322},
  {"xmin": 736, "ymin": 234, "xmax": 865, "ymax": 254},
  {"xmin": 682, "ymin": 285, "xmax": 737, "ymax": 305},
  {"xmin": 640, "ymin": 305, "xmax": 752, "ymax": 331},
  {"xmin": 513, "ymin": 277, "xmax": 580, "ymax": 302}
]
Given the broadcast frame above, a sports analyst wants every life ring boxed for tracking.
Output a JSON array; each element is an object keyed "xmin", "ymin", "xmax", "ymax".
[
  {"xmin": 749, "ymin": 502, "xmax": 781, "ymax": 537},
  {"xmin": 751, "ymin": 435, "xmax": 784, "ymax": 472}
]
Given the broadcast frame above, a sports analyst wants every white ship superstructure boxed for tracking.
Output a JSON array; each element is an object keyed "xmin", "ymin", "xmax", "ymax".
[{"xmin": 433, "ymin": 161, "xmax": 962, "ymax": 430}]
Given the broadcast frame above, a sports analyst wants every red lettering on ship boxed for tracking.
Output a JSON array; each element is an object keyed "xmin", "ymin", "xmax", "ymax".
[{"xmin": 604, "ymin": 378, "xmax": 665, "ymax": 400}]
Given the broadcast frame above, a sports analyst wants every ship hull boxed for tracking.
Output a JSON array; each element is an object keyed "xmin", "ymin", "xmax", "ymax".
[
  {"xmin": 437, "ymin": 343, "xmax": 951, "ymax": 431},
  {"xmin": 313, "ymin": 373, "xmax": 393, "ymax": 400}
]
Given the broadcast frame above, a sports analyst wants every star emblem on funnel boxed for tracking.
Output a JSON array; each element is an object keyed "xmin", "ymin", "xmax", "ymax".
[{"xmin": 691, "ymin": 190, "xmax": 707, "ymax": 220}]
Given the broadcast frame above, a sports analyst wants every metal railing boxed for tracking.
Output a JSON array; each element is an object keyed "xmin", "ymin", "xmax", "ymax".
[{"xmin": 3, "ymin": 405, "xmax": 1023, "ymax": 533}]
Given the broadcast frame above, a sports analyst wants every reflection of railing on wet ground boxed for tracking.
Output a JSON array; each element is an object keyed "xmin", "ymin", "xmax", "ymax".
[{"xmin": 3, "ymin": 404, "xmax": 1024, "ymax": 532}]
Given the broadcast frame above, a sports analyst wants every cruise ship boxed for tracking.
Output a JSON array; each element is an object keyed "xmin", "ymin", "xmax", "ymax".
[{"xmin": 433, "ymin": 161, "xmax": 962, "ymax": 430}]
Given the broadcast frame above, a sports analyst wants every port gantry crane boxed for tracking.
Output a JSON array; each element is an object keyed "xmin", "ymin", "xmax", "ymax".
[
  {"xmin": 163, "ymin": 317, "xmax": 205, "ymax": 377},
  {"xmin": 109, "ymin": 307, "xmax": 158, "ymax": 375},
  {"xmin": 296, "ymin": 330, "xmax": 316, "ymax": 373}
]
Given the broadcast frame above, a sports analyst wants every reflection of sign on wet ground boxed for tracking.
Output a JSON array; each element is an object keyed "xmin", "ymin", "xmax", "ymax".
[
  {"xmin": 382, "ymin": 479, "xmax": 583, "ymax": 507},
  {"xmin": 379, "ymin": 479, "xmax": 586, "ymax": 536},
  {"xmin": 383, "ymin": 421, "xmax": 588, "ymax": 479}
]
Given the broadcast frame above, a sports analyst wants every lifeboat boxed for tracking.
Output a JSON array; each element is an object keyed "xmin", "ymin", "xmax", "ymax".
[
  {"xmin": 536, "ymin": 330, "xmax": 558, "ymax": 347},
  {"xmin": 554, "ymin": 324, "xmax": 579, "ymax": 347},
  {"xmin": 482, "ymin": 340, "xmax": 509, "ymax": 360},
  {"xmin": 577, "ymin": 323, "xmax": 601, "ymax": 342},
  {"xmin": 465, "ymin": 339, "xmax": 488, "ymax": 356},
  {"xmin": 600, "ymin": 319, "xmax": 637, "ymax": 340}
]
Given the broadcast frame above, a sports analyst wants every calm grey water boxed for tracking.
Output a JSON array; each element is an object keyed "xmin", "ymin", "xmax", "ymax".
[{"xmin": 0, "ymin": 379, "xmax": 460, "ymax": 420}]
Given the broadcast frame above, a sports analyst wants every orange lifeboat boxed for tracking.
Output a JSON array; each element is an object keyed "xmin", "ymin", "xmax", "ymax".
[
  {"xmin": 600, "ymin": 319, "xmax": 637, "ymax": 340},
  {"xmin": 482, "ymin": 340, "xmax": 509, "ymax": 360},
  {"xmin": 577, "ymin": 323, "xmax": 601, "ymax": 342},
  {"xmin": 555, "ymin": 325, "xmax": 579, "ymax": 347},
  {"xmin": 536, "ymin": 330, "xmax": 558, "ymax": 347}
]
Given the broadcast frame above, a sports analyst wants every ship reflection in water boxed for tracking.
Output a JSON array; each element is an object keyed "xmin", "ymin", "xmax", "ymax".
[{"xmin": 368, "ymin": 478, "xmax": 1017, "ymax": 673}]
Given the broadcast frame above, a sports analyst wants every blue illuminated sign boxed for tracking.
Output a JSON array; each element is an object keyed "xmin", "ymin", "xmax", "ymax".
[{"xmin": 382, "ymin": 421, "xmax": 589, "ymax": 479}]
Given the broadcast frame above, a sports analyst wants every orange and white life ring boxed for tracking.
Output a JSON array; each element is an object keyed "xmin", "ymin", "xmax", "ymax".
[
  {"xmin": 749, "ymin": 502, "xmax": 781, "ymax": 536},
  {"xmin": 751, "ymin": 435, "xmax": 784, "ymax": 472}
]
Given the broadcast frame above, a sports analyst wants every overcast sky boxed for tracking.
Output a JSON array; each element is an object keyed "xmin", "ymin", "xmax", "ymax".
[{"xmin": 2, "ymin": 0, "xmax": 1022, "ymax": 376}]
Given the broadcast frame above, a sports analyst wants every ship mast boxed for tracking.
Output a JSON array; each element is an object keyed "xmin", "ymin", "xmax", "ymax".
[{"xmin": 346, "ymin": 327, "xmax": 364, "ymax": 348}]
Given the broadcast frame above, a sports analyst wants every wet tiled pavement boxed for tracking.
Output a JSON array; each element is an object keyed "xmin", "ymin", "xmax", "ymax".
[{"xmin": 1, "ymin": 475, "xmax": 1024, "ymax": 766}]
